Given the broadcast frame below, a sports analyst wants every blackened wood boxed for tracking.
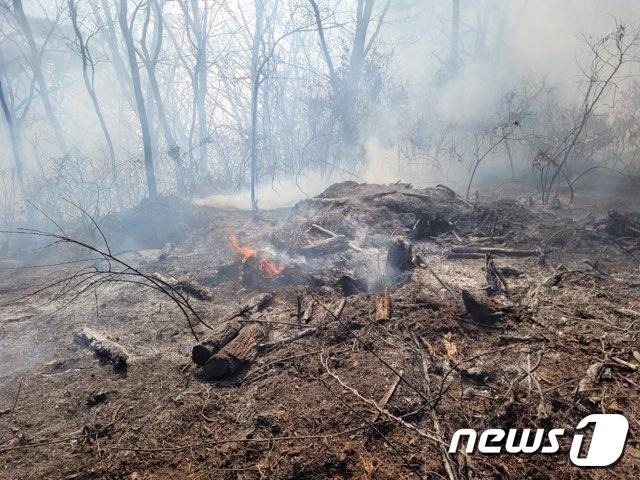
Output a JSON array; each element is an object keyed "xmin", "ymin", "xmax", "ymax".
[
  {"xmin": 461, "ymin": 290, "xmax": 497, "ymax": 325},
  {"xmin": 451, "ymin": 247, "xmax": 538, "ymax": 257},
  {"xmin": 201, "ymin": 322, "xmax": 270, "ymax": 379},
  {"xmin": 192, "ymin": 321, "xmax": 243, "ymax": 365},
  {"xmin": 386, "ymin": 236, "xmax": 413, "ymax": 273},
  {"xmin": 191, "ymin": 293, "xmax": 274, "ymax": 365},
  {"xmin": 75, "ymin": 327, "xmax": 128, "ymax": 371},
  {"xmin": 299, "ymin": 235, "xmax": 349, "ymax": 257}
]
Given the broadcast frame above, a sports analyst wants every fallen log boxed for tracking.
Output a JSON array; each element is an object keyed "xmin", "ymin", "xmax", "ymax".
[
  {"xmin": 152, "ymin": 272, "xmax": 212, "ymax": 301},
  {"xmin": 75, "ymin": 327, "xmax": 129, "ymax": 371},
  {"xmin": 191, "ymin": 292, "xmax": 273, "ymax": 365},
  {"xmin": 192, "ymin": 321, "xmax": 244, "ymax": 365},
  {"xmin": 372, "ymin": 370, "xmax": 403, "ymax": 423},
  {"xmin": 304, "ymin": 190, "xmax": 398, "ymax": 206},
  {"xmin": 258, "ymin": 327, "xmax": 316, "ymax": 351},
  {"xmin": 310, "ymin": 223, "xmax": 338, "ymax": 238},
  {"xmin": 302, "ymin": 300, "xmax": 315, "ymax": 323},
  {"xmin": 299, "ymin": 234, "xmax": 349, "ymax": 256},
  {"xmin": 447, "ymin": 252, "xmax": 484, "ymax": 259},
  {"xmin": 435, "ymin": 184, "xmax": 456, "ymax": 197},
  {"xmin": 450, "ymin": 247, "xmax": 538, "ymax": 257},
  {"xmin": 201, "ymin": 322, "xmax": 270, "ymax": 379},
  {"xmin": 399, "ymin": 191, "xmax": 430, "ymax": 201},
  {"xmin": 310, "ymin": 224, "xmax": 362, "ymax": 252}
]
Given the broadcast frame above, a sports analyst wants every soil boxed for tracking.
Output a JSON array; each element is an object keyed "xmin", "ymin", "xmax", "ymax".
[{"xmin": 1, "ymin": 182, "xmax": 640, "ymax": 479}]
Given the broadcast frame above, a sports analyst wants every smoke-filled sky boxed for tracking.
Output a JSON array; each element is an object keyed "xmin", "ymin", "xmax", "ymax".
[{"xmin": 2, "ymin": 0, "xmax": 640, "ymax": 212}]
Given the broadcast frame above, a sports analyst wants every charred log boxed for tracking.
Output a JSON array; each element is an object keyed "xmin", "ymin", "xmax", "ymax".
[
  {"xmin": 75, "ymin": 327, "xmax": 129, "ymax": 371},
  {"xmin": 299, "ymin": 234, "xmax": 349, "ymax": 257},
  {"xmin": 200, "ymin": 322, "xmax": 270, "ymax": 379},
  {"xmin": 152, "ymin": 272, "xmax": 211, "ymax": 301},
  {"xmin": 192, "ymin": 321, "xmax": 244, "ymax": 365},
  {"xmin": 451, "ymin": 246, "xmax": 538, "ymax": 257},
  {"xmin": 191, "ymin": 292, "xmax": 273, "ymax": 365},
  {"xmin": 386, "ymin": 236, "xmax": 413, "ymax": 274},
  {"xmin": 607, "ymin": 210, "xmax": 640, "ymax": 237},
  {"xmin": 412, "ymin": 213, "xmax": 453, "ymax": 239}
]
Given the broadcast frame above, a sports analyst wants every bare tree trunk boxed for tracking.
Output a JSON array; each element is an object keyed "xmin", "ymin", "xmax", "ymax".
[
  {"xmin": 451, "ymin": 0, "xmax": 460, "ymax": 69},
  {"xmin": 142, "ymin": 0, "xmax": 187, "ymax": 195},
  {"xmin": 192, "ymin": 1, "xmax": 209, "ymax": 191},
  {"xmin": 12, "ymin": 0, "xmax": 67, "ymax": 154},
  {"xmin": 0, "ymin": 80, "xmax": 25, "ymax": 187},
  {"xmin": 308, "ymin": 0, "xmax": 387, "ymax": 156},
  {"xmin": 505, "ymin": 139, "xmax": 514, "ymax": 179},
  {"xmin": 68, "ymin": 0, "xmax": 117, "ymax": 185},
  {"xmin": 93, "ymin": 0, "xmax": 136, "ymax": 111},
  {"xmin": 118, "ymin": 0, "xmax": 158, "ymax": 199},
  {"xmin": 249, "ymin": 0, "xmax": 264, "ymax": 215}
]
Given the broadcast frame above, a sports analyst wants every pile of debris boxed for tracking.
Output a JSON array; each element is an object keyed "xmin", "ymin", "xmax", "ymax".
[{"xmin": 6, "ymin": 181, "xmax": 640, "ymax": 479}]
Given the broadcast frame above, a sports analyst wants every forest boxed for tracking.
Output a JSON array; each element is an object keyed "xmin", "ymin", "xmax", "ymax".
[{"xmin": 1, "ymin": 1, "xmax": 640, "ymax": 479}]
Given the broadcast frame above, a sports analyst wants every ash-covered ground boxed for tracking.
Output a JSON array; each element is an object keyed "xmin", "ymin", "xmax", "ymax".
[{"xmin": 1, "ymin": 182, "xmax": 640, "ymax": 479}]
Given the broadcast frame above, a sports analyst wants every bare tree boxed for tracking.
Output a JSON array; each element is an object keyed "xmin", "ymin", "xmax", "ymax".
[
  {"xmin": 9, "ymin": 0, "xmax": 68, "ymax": 154},
  {"xmin": 138, "ymin": 0, "xmax": 186, "ymax": 195},
  {"xmin": 308, "ymin": 0, "xmax": 390, "ymax": 153},
  {"xmin": 118, "ymin": 0, "xmax": 158, "ymax": 199},
  {"xmin": 67, "ymin": 0, "xmax": 117, "ymax": 185},
  {"xmin": 541, "ymin": 23, "xmax": 639, "ymax": 203},
  {"xmin": 0, "ymin": 79, "xmax": 25, "ymax": 187}
]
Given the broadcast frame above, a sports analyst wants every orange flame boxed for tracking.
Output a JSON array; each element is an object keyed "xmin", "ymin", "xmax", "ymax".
[
  {"xmin": 229, "ymin": 234, "xmax": 257, "ymax": 262},
  {"xmin": 259, "ymin": 258, "xmax": 284, "ymax": 278},
  {"xmin": 228, "ymin": 234, "xmax": 283, "ymax": 278}
]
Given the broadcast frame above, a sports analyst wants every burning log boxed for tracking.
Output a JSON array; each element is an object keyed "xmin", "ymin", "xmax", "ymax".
[
  {"xmin": 386, "ymin": 236, "xmax": 413, "ymax": 273},
  {"xmin": 200, "ymin": 322, "xmax": 270, "ymax": 379},
  {"xmin": 228, "ymin": 235, "xmax": 285, "ymax": 287},
  {"xmin": 75, "ymin": 327, "xmax": 129, "ymax": 371}
]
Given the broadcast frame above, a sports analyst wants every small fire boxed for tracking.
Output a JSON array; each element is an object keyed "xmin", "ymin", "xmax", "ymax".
[
  {"xmin": 258, "ymin": 258, "xmax": 284, "ymax": 278},
  {"xmin": 228, "ymin": 234, "xmax": 283, "ymax": 278},
  {"xmin": 229, "ymin": 234, "xmax": 257, "ymax": 262}
]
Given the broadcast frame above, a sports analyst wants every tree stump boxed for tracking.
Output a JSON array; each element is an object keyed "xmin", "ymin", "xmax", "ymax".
[{"xmin": 386, "ymin": 236, "xmax": 413, "ymax": 273}]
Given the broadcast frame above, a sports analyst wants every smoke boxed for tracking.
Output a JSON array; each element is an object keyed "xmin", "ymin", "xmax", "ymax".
[
  {"xmin": 197, "ymin": 169, "xmax": 362, "ymax": 210},
  {"xmin": 2, "ymin": 0, "xmax": 640, "ymax": 221}
]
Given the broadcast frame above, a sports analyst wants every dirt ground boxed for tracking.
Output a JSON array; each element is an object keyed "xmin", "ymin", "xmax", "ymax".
[{"xmin": 1, "ymin": 182, "xmax": 640, "ymax": 479}]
